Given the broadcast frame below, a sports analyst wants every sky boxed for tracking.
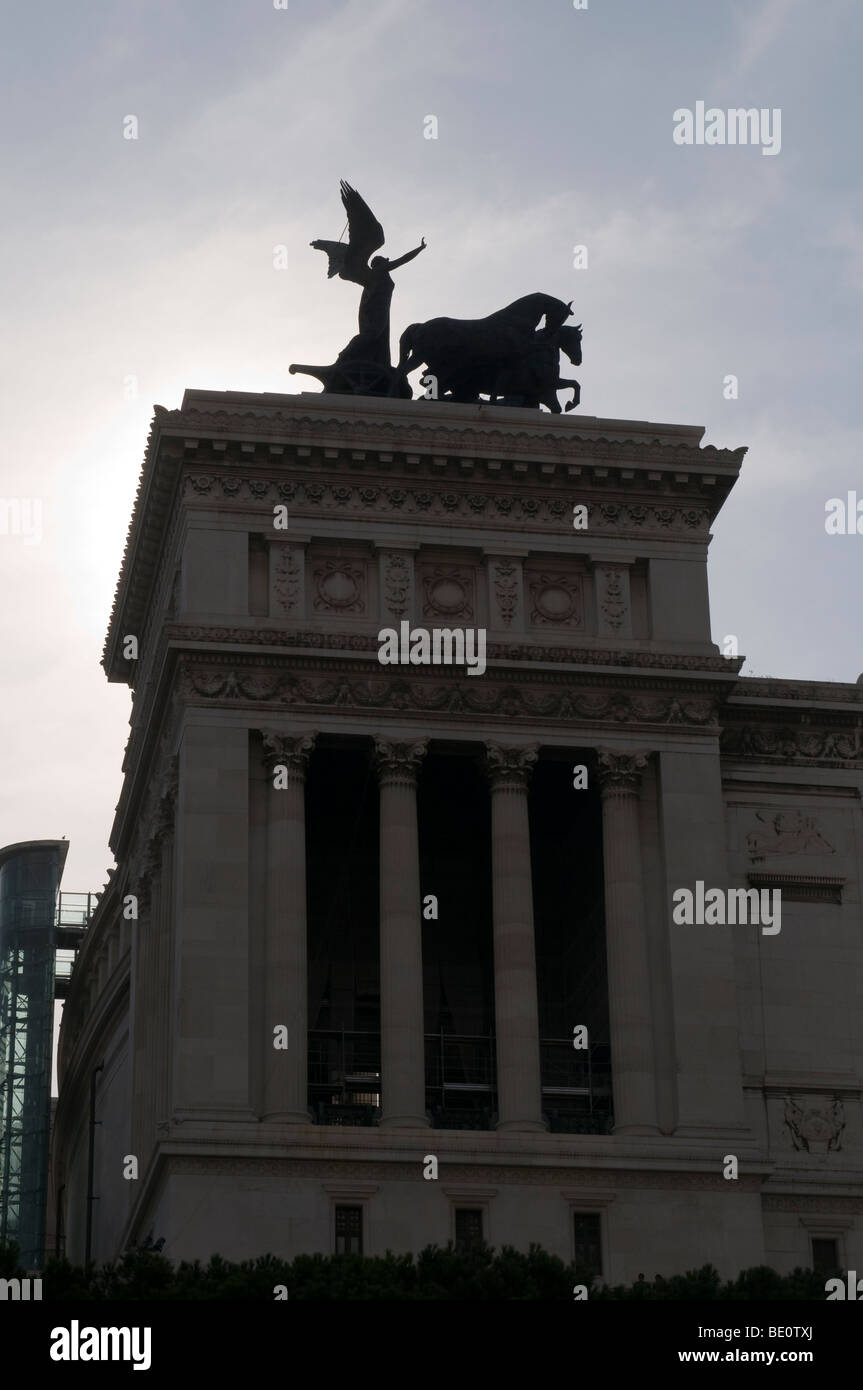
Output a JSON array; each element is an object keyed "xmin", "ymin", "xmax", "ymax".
[{"xmin": 1, "ymin": 0, "xmax": 861, "ymax": 899}]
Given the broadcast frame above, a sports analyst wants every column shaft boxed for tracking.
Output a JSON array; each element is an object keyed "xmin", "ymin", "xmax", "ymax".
[
  {"xmin": 485, "ymin": 744, "xmax": 545, "ymax": 1132},
  {"xmin": 598, "ymin": 749, "xmax": 659, "ymax": 1134},
  {"xmin": 262, "ymin": 731, "xmax": 316, "ymax": 1122},
  {"xmin": 375, "ymin": 738, "xmax": 429, "ymax": 1128}
]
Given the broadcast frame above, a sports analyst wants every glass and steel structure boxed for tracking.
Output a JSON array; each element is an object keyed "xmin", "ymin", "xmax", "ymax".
[{"xmin": 0, "ymin": 840, "xmax": 91, "ymax": 1268}]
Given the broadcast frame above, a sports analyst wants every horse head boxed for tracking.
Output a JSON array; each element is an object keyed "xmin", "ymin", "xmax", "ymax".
[{"xmin": 557, "ymin": 323, "xmax": 583, "ymax": 366}]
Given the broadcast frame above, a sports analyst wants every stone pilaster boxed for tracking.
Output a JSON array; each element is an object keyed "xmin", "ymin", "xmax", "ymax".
[
  {"xmin": 260, "ymin": 730, "xmax": 316, "ymax": 1122},
  {"xmin": 130, "ymin": 757, "xmax": 177, "ymax": 1161},
  {"xmin": 597, "ymin": 749, "xmax": 659, "ymax": 1134},
  {"xmin": 374, "ymin": 736, "xmax": 429, "ymax": 1128},
  {"xmin": 484, "ymin": 743, "xmax": 546, "ymax": 1132},
  {"xmin": 174, "ymin": 724, "xmax": 250, "ymax": 1113},
  {"xmin": 657, "ymin": 747, "xmax": 746, "ymax": 1134}
]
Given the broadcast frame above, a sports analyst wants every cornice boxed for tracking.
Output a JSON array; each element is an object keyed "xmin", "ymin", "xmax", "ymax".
[
  {"xmin": 165, "ymin": 623, "xmax": 742, "ymax": 674},
  {"xmin": 730, "ymin": 676, "xmax": 863, "ymax": 708},
  {"xmin": 173, "ymin": 390, "xmax": 747, "ymax": 467}
]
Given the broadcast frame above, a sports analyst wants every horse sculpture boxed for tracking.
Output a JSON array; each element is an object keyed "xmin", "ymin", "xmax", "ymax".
[{"xmin": 397, "ymin": 292, "xmax": 582, "ymax": 412}]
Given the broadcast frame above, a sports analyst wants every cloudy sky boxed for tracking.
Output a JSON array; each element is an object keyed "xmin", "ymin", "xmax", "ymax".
[{"xmin": 1, "ymin": 0, "xmax": 861, "ymax": 896}]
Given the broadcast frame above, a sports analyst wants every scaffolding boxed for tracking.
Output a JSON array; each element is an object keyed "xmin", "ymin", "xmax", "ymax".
[{"xmin": 0, "ymin": 842, "xmax": 91, "ymax": 1268}]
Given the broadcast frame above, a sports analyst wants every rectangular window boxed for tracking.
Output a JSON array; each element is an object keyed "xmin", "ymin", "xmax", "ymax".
[
  {"xmin": 811, "ymin": 1237, "xmax": 839, "ymax": 1275},
  {"xmin": 334, "ymin": 1205, "xmax": 363, "ymax": 1255},
  {"xmin": 573, "ymin": 1212, "xmax": 602, "ymax": 1277},
  {"xmin": 455, "ymin": 1207, "xmax": 484, "ymax": 1251}
]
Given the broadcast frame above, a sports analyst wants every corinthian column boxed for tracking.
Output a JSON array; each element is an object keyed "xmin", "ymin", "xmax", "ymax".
[
  {"xmin": 261, "ymin": 730, "xmax": 316, "ymax": 1122},
  {"xmin": 484, "ymin": 743, "xmax": 545, "ymax": 1132},
  {"xmin": 596, "ymin": 749, "xmax": 658, "ymax": 1134},
  {"xmin": 374, "ymin": 736, "xmax": 429, "ymax": 1128}
]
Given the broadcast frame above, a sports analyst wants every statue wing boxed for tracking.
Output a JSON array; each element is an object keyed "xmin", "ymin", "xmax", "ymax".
[
  {"xmin": 341, "ymin": 180, "xmax": 384, "ymax": 271},
  {"xmin": 310, "ymin": 239, "xmax": 348, "ymax": 279}
]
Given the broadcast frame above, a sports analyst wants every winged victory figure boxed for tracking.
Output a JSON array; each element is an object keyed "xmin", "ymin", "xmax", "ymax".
[{"xmin": 289, "ymin": 182, "xmax": 426, "ymax": 395}]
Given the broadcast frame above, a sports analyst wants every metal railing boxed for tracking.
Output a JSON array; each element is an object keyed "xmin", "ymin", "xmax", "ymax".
[
  {"xmin": 55, "ymin": 892, "xmax": 98, "ymax": 928},
  {"xmin": 307, "ymin": 1029, "xmax": 613, "ymax": 1131},
  {"xmin": 53, "ymin": 892, "xmax": 95, "ymax": 997}
]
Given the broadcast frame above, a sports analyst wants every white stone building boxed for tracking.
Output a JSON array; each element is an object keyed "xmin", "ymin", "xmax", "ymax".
[{"xmin": 54, "ymin": 391, "xmax": 863, "ymax": 1283}]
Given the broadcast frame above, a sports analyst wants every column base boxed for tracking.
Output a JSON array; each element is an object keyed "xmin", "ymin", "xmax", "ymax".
[
  {"xmin": 261, "ymin": 1110, "xmax": 314, "ymax": 1125},
  {"xmin": 495, "ymin": 1118, "xmax": 548, "ymax": 1134}
]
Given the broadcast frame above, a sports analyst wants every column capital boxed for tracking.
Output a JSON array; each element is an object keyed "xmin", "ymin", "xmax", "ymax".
[
  {"xmin": 483, "ymin": 743, "xmax": 539, "ymax": 789},
  {"xmin": 596, "ymin": 748, "xmax": 649, "ymax": 798},
  {"xmin": 260, "ymin": 729, "xmax": 317, "ymax": 777},
  {"xmin": 374, "ymin": 736, "xmax": 428, "ymax": 785}
]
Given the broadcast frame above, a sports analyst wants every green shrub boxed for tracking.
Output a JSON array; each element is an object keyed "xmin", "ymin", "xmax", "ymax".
[{"xmin": 0, "ymin": 1240, "xmax": 836, "ymax": 1300}]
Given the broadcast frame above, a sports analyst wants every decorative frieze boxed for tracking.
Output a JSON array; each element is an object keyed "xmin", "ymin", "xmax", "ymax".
[
  {"xmin": 182, "ymin": 664, "xmax": 719, "ymax": 729},
  {"xmin": 182, "ymin": 473, "xmax": 714, "ymax": 538},
  {"xmin": 722, "ymin": 723, "xmax": 863, "ymax": 767}
]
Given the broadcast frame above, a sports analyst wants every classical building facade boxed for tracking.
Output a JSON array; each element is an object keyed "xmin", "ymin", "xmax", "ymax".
[{"xmin": 54, "ymin": 390, "xmax": 863, "ymax": 1282}]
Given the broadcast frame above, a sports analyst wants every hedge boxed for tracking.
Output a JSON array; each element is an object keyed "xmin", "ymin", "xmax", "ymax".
[{"xmin": 0, "ymin": 1240, "xmax": 836, "ymax": 1300}]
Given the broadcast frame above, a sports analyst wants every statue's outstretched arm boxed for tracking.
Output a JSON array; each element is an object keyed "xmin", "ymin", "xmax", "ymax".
[{"xmin": 388, "ymin": 238, "xmax": 427, "ymax": 272}]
